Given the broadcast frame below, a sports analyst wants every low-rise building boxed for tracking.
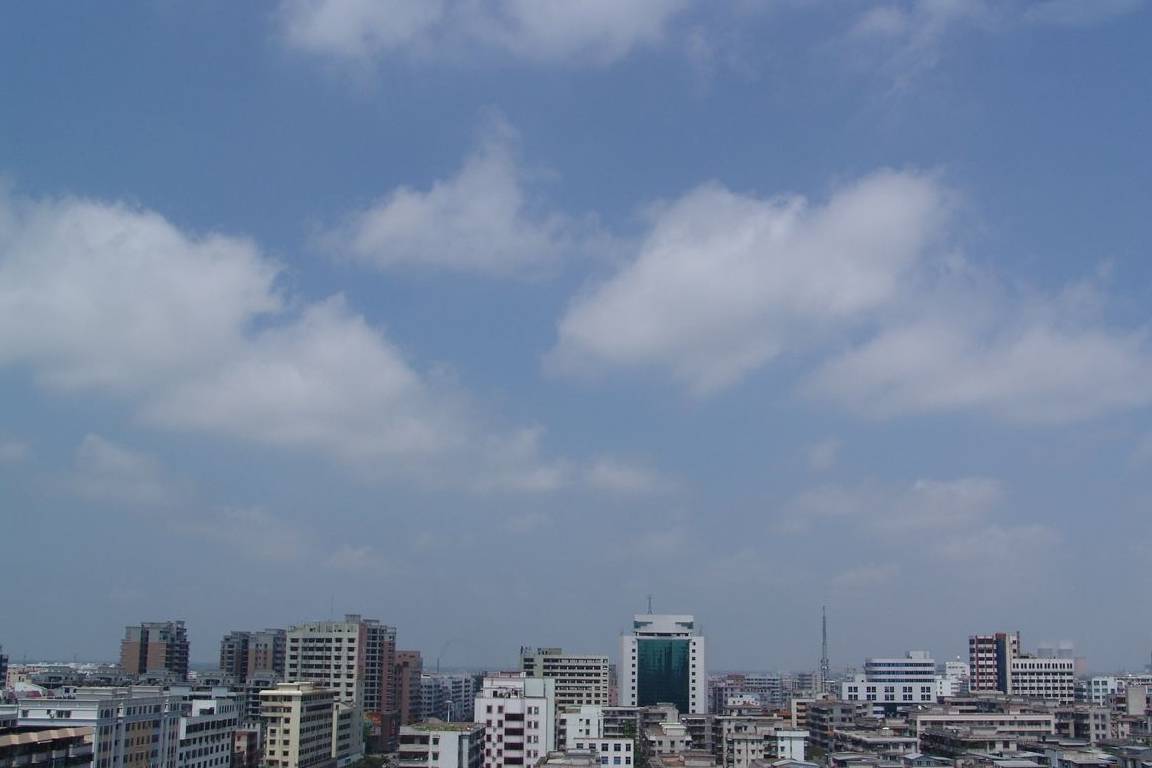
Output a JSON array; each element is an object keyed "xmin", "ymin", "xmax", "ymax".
[
  {"xmin": 0, "ymin": 725, "xmax": 93, "ymax": 768},
  {"xmin": 398, "ymin": 721, "xmax": 484, "ymax": 768}
]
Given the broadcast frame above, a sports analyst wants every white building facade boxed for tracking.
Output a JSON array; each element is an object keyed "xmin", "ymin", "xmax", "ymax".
[{"xmin": 474, "ymin": 674, "xmax": 556, "ymax": 768}]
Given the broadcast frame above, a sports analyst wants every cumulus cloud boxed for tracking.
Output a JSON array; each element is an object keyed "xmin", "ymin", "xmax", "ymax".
[
  {"xmin": 779, "ymin": 476, "xmax": 1057, "ymax": 564},
  {"xmin": 806, "ymin": 438, "xmax": 841, "ymax": 472},
  {"xmin": 322, "ymin": 119, "xmax": 580, "ymax": 275},
  {"xmin": 551, "ymin": 169, "xmax": 949, "ymax": 393},
  {"xmin": 0, "ymin": 189, "xmax": 639, "ymax": 492},
  {"xmin": 810, "ymin": 314, "xmax": 1152, "ymax": 423},
  {"xmin": 1024, "ymin": 0, "xmax": 1147, "ymax": 27},
  {"xmin": 71, "ymin": 434, "xmax": 175, "ymax": 507},
  {"xmin": 0, "ymin": 439, "xmax": 30, "ymax": 463},
  {"xmin": 278, "ymin": 0, "xmax": 691, "ymax": 66}
]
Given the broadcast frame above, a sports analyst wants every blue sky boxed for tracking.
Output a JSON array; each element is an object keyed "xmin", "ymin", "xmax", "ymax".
[{"xmin": 2, "ymin": 0, "xmax": 1152, "ymax": 673}]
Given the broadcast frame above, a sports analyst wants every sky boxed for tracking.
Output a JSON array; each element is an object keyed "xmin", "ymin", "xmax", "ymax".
[{"xmin": 1, "ymin": 0, "xmax": 1152, "ymax": 674}]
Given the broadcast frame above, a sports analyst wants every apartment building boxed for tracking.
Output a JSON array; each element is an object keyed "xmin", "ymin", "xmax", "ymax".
[
  {"xmin": 121, "ymin": 622, "xmax": 190, "ymax": 680},
  {"xmin": 259, "ymin": 682, "xmax": 362, "ymax": 768},
  {"xmin": 16, "ymin": 688, "xmax": 183, "ymax": 768},
  {"xmin": 718, "ymin": 717, "xmax": 806, "ymax": 768},
  {"xmin": 969, "ymin": 633, "xmax": 1020, "ymax": 694},
  {"xmin": 909, "ymin": 707, "xmax": 1056, "ymax": 740},
  {"xmin": 285, "ymin": 615, "xmax": 395, "ymax": 749},
  {"xmin": 1009, "ymin": 658, "xmax": 1076, "ymax": 703},
  {"xmin": 521, "ymin": 648, "xmax": 611, "ymax": 714},
  {"xmin": 176, "ymin": 696, "xmax": 240, "ymax": 768},
  {"xmin": 220, "ymin": 631, "xmax": 287, "ymax": 683},
  {"xmin": 621, "ymin": 615, "xmax": 707, "ymax": 715},
  {"xmin": 398, "ymin": 722, "xmax": 485, "ymax": 768},
  {"xmin": 473, "ymin": 674, "xmax": 556, "ymax": 768},
  {"xmin": 0, "ymin": 723, "xmax": 93, "ymax": 768},
  {"xmin": 396, "ymin": 652, "xmax": 424, "ymax": 726}
]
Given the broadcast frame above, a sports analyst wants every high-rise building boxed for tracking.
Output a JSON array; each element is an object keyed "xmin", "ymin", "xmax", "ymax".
[
  {"xmin": 399, "ymin": 722, "xmax": 484, "ymax": 768},
  {"xmin": 0, "ymin": 645, "xmax": 7, "ymax": 689},
  {"xmin": 969, "ymin": 632, "xmax": 1020, "ymax": 693},
  {"xmin": 620, "ymin": 614, "xmax": 706, "ymax": 715},
  {"xmin": 396, "ymin": 651, "xmax": 424, "ymax": 725},
  {"xmin": 521, "ymin": 647, "xmax": 611, "ymax": 715},
  {"xmin": 121, "ymin": 621, "xmax": 190, "ymax": 680},
  {"xmin": 285, "ymin": 615, "xmax": 397, "ymax": 750},
  {"xmin": 474, "ymin": 673, "xmax": 556, "ymax": 768},
  {"xmin": 220, "ymin": 630, "xmax": 287, "ymax": 682},
  {"xmin": 285, "ymin": 616, "xmax": 397, "ymax": 711}
]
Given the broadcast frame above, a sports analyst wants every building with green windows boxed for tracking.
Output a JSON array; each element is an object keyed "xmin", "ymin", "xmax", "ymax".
[{"xmin": 620, "ymin": 614, "xmax": 706, "ymax": 714}]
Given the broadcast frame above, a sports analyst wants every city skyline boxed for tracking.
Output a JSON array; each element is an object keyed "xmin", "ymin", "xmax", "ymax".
[{"xmin": 3, "ymin": 1, "xmax": 1152, "ymax": 672}]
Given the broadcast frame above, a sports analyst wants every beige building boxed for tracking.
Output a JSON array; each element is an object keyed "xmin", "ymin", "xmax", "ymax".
[
  {"xmin": 285, "ymin": 615, "xmax": 396, "ymax": 748},
  {"xmin": 521, "ymin": 648, "xmax": 611, "ymax": 715},
  {"xmin": 261, "ymin": 682, "xmax": 362, "ymax": 768},
  {"xmin": 121, "ymin": 621, "xmax": 190, "ymax": 680}
]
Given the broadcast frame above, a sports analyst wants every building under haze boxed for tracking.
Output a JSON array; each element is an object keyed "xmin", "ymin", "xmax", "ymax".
[
  {"xmin": 220, "ymin": 629, "xmax": 286, "ymax": 682},
  {"xmin": 120, "ymin": 620, "xmax": 190, "ymax": 680},
  {"xmin": 521, "ymin": 647, "xmax": 611, "ymax": 715},
  {"xmin": 395, "ymin": 651, "xmax": 424, "ymax": 725},
  {"xmin": 969, "ymin": 632, "xmax": 1020, "ymax": 693},
  {"xmin": 620, "ymin": 614, "xmax": 706, "ymax": 715}
]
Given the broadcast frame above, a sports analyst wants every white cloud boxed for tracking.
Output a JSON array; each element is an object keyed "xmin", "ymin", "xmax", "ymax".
[
  {"xmin": 322, "ymin": 119, "xmax": 579, "ymax": 275},
  {"xmin": 0, "ymin": 190, "xmax": 593, "ymax": 491},
  {"xmin": 810, "ymin": 310, "xmax": 1152, "ymax": 424},
  {"xmin": 778, "ymin": 476, "xmax": 1056, "ymax": 564},
  {"xmin": 830, "ymin": 563, "xmax": 900, "ymax": 589},
  {"xmin": 179, "ymin": 506, "xmax": 306, "ymax": 563},
  {"xmin": 584, "ymin": 457, "xmax": 672, "ymax": 494},
  {"xmin": 0, "ymin": 439, "xmax": 29, "ymax": 463},
  {"xmin": 806, "ymin": 438, "xmax": 841, "ymax": 472},
  {"xmin": 71, "ymin": 434, "xmax": 175, "ymax": 506},
  {"xmin": 278, "ymin": 0, "xmax": 691, "ymax": 66},
  {"xmin": 551, "ymin": 169, "xmax": 949, "ymax": 393},
  {"xmin": 1024, "ymin": 0, "xmax": 1147, "ymax": 27}
]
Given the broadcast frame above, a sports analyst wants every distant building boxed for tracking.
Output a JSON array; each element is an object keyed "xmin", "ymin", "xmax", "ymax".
[
  {"xmin": 841, "ymin": 652, "xmax": 937, "ymax": 711},
  {"xmin": 0, "ymin": 646, "xmax": 7, "ymax": 690},
  {"xmin": 474, "ymin": 674, "xmax": 556, "ymax": 768},
  {"xmin": 521, "ymin": 648, "xmax": 611, "ymax": 715},
  {"xmin": 421, "ymin": 674, "xmax": 479, "ymax": 723},
  {"xmin": 621, "ymin": 615, "xmax": 707, "ymax": 715},
  {"xmin": 396, "ymin": 651, "xmax": 424, "ymax": 725},
  {"xmin": 969, "ymin": 633, "xmax": 1020, "ymax": 694},
  {"xmin": 399, "ymin": 722, "xmax": 485, "ymax": 768},
  {"xmin": 220, "ymin": 630, "xmax": 287, "ymax": 682},
  {"xmin": 121, "ymin": 621, "xmax": 190, "ymax": 680},
  {"xmin": 1009, "ymin": 657, "xmax": 1076, "ymax": 703}
]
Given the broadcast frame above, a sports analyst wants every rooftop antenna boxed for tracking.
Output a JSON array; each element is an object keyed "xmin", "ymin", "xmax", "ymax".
[{"xmin": 820, "ymin": 605, "xmax": 830, "ymax": 687}]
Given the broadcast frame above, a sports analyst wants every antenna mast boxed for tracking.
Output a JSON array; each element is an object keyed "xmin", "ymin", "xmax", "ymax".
[{"xmin": 820, "ymin": 605, "xmax": 830, "ymax": 688}]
